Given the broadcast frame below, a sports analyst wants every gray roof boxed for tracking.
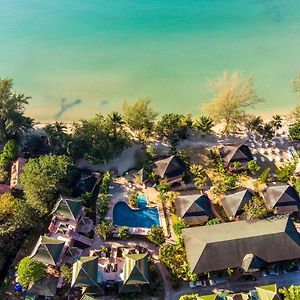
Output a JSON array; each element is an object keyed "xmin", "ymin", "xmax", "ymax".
[
  {"xmin": 153, "ymin": 155, "xmax": 187, "ymax": 179},
  {"xmin": 175, "ymin": 193, "xmax": 212, "ymax": 224},
  {"xmin": 30, "ymin": 236, "xmax": 65, "ymax": 266},
  {"xmin": 27, "ymin": 276, "xmax": 59, "ymax": 297},
  {"xmin": 182, "ymin": 216, "xmax": 300, "ymax": 274},
  {"xmin": 221, "ymin": 188, "xmax": 254, "ymax": 219},
  {"xmin": 241, "ymin": 254, "xmax": 265, "ymax": 272},
  {"xmin": 52, "ymin": 196, "xmax": 83, "ymax": 220},
  {"xmin": 263, "ymin": 183, "xmax": 300, "ymax": 213},
  {"xmin": 220, "ymin": 144, "xmax": 253, "ymax": 165}
]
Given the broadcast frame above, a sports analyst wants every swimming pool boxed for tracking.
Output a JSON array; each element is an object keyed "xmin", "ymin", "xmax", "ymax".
[{"xmin": 113, "ymin": 195, "xmax": 160, "ymax": 228}]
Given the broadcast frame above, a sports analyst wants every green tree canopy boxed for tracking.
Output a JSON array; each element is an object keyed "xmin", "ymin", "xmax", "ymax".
[
  {"xmin": 0, "ymin": 77, "xmax": 32, "ymax": 141},
  {"xmin": 17, "ymin": 256, "xmax": 45, "ymax": 287},
  {"xmin": 73, "ymin": 114, "xmax": 130, "ymax": 163},
  {"xmin": 279, "ymin": 285, "xmax": 300, "ymax": 300},
  {"xmin": 243, "ymin": 195, "xmax": 269, "ymax": 219},
  {"xmin": 203, "ymin": 71, "xmax": 263, "ymax": 134},
  {"xmin": 96, "ymin": 221, "xmax": 113, "ymax": 240},
  {"xmin": 0, "ymin": 139, "xmax": 19, "ymax": 181},
  {"xmin": 192, "ymin": 115, "xmax": 214, "ymax": 134},
  {"xmin": 148, "ymin": 225, "xmax": 165, "ymax": 245},
  {"xmin": 156, "ymin": 113, "xmax": 190, "ymax": 143},
  {"xmin": 289, "ymin": 121, "xmax": 300, "ymax": 140},
  {"xmin": 123, "ymin": 98, "xmax": 157, "ymax": 137},
  {"xmin": 21, "ymin": 155, "xmax": 74, "ymax": 215}
]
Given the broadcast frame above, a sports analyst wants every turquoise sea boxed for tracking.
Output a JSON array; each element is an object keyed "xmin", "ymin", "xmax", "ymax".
[{"xmin": 0, "ymin": 0, "xmax": 300, "ymax": 120}]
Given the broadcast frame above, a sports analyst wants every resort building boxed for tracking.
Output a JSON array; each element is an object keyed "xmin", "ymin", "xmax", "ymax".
[
  {"xmin": 263, "ymin": 183, "xmax": 300, "ymax": 215},
  {"xmin": 221, "ymin": 188, "xmax": 254, "ymax": 220},
  {"xmin": 153, "ymin": 155, "xmax": 187, "ymax": 184},
  {"xmin": 30, "ymin": 236, "xmax": 66, "ymax": 266},
  {"xmin": 182, "ymin": 215, "xmax": 300, "ymax": 275},
  {"xmin": 71, "ymin": 249, "xmax": 150, "ymax": 297},
  {"xmin": 175, "ymin": 192, "xmax": 212, "ymax": 225},
  {"xmin": 26, "ymin": 276, "xmax": 59, "ymax": 299},
  {"xmin": 49, "ymin": 196, "xmax": 93, "ymax": 247},
  {"xmin": 219, "ymin": 144, "xmax": 253, "ymax": 170},
  {"xmin": 119, "ymin": 253, "xmax": 149, "ymax": 293},
  {"xmin": 255, "ymin": 284, "xmax": 280, "ymax": 300},
  {"xmin": 10, "ymin": 157, "xmax": 27, "ymax": 189}
]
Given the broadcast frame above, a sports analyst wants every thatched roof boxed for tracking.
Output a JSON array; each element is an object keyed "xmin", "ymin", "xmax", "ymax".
[
  {"xmin": 220, "ymin": 144, "xmax": 253, "ymax": 165},
  {"xmin": 241, "ymin": 253, "xmax": 265, "ymax": 272},
  {"xmin": 182, "ymin": 216, "xmax": 300, "ymax": 274},
  {"xmin": 221, "ymin": 188, "xmax": 254, "ymax": 219},
  {"xmin": 175, "ymin": 192, "xmax": 212, "ymax": 225},
  {"xmin": 153, "ymin": 155, "xmax": 187, "ymax": 179},
  {"xmin": 263, "ymin": 183, "xmax": 300, "ymax": 214}
]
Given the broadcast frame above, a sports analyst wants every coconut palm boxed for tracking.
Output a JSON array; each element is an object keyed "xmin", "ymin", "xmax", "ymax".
[
  {"xmin": 192, "ymin": 115, "xmax": 214, "ymax": 134},
  {"xmin": 107, "ymin": 111, "xmax": 125, "ymax": 136},
  {"xmin": 245, "ymin": 116, "xmax": 263, "ymax": 133},
  {"xmin": 270, "ymin": 114, "xmax": 283, "ymax": 130}
]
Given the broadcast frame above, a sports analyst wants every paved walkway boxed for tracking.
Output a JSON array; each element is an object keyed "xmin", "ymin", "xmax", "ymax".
[{"xmin": 172, "ymin": 271, "xmax": 300, "ymax": 300}]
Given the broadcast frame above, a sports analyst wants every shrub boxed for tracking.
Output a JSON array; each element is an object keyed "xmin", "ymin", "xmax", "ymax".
[
  {"xmin": 148, "ymin": 226, "xmax": 165, "ymax": 245},
  {"xmin": 17, "ymin": 257, "xmax": 45, "ymax": 287},
  {"xmin": 173, "ymin": 219, "xmax": 187, "ymax": 236},
  {"xmin": 128, "ymin": 190, "xmax": 138, "ymax": 208}
]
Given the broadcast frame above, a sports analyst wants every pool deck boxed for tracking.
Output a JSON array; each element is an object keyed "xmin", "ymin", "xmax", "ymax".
[{"xmin": 105, "ymin": 179, "xmax": 169, "ymax": 237}]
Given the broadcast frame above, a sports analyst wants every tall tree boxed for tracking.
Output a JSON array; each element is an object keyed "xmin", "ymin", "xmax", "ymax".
[
  {"xmin": 123, "ymin": 98, "xmax": 157, "ymax": 137},
  {"xmin": 192, "ymin": 115, "xmax": 214, "ymax": 134},
  {"xmin": 270, "ymin": 114, "xmax": 283, "ymax": 130},
  {"xmin": 17, "ymin": 257, "xmax": 45, "ymax": 287},
  {"xmin": 73, "ymin": 114, "xmax": 130, "ymax": 163},
  {"xmin": 0, "ymin": 77, "xmax": 32, "ymax": 141},
  {"xmin": 203, "ymin": 71, "xmax": 263, "ymax": 134},
  {"xmin": 156, "ymin": 113, "xmax": 189, "ymax": 143},
  {"xmin": 289, "ymin": 121, "xmax": 300, "ymax": 140},
  {"xmin": 44, "ymin": 122, "xmax": 70, "ymax": 155},
  {"xmin": 21, "ymin": 155, "xmax": 73, "ymax": 215}
]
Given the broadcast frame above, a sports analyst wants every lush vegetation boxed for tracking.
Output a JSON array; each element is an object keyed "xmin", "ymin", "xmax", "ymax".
[
  {"xmin": 73, "ymin": 114, "xmax": 130, "ymax": 163},
  {"xmin": 203, "ymin": 71, "xmax": 263, "ymax": 134},
  {"xmin": 128, "ymin": 190, "xmax": 138, "ymax": 208},
  {"xmin": 0, "ymin": 139, "xmax": 19, "ymax": 181},
  {"xmin": 279, "ymin": 285, "xmax": 300, "ymax": 300},
  {"xmin": 289, "ymin": 121, "xmax": 300, "ymax": 140},
  {"xmin": 0, "ymin": 78, "xmax": 33, "ymax": 142},
  {"xmin": 96, "ymin": 221, "xmax": 113, "ymax": 240},
  {"xmin": 243, "ymin": 196, "xmax": 269, "ymax": 219},
  {"xmin": 98, "ymin": 172, "xmax": 111, "ymax": 220},
  {"xmin": 118, "ymin": 226, "xmax": 130, "ymax": 239},
  {"xmin": 148, "ymin": 225, "xmax": 165, "ymax": 245},
  {"xmin": 123, "ymin": 98, "xmax": 157, "ymax": 138},
  {"xmin": 60, "ymin": 264, "xmax": 72, "ymax": 283},
  {"xmin": 21, "ymin": 155, "xmax": 74, "ymax": 215},
  {"xmin": 156, "ymin": 113, "xmax": 190, "ymax": 143},
  {"xmin": 17, "ymin": 256, "xmax": 45, "ymax": 286}
]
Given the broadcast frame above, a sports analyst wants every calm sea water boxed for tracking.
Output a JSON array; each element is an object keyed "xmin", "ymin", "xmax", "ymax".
[{"xmin": 0, "ymin": 0, "xmax": 300, "ymax": 120}]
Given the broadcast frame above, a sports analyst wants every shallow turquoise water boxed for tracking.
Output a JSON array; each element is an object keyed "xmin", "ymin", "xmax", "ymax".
[
  {"xmin": 0, "ymin": 1, "xmax": 300, "ymax": 120},
  {"xmin": 113, "ymin": 195, "xmax": 159, "ymax": 228}
]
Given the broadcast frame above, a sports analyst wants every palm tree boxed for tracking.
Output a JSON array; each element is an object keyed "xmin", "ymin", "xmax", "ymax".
[
  {"xmin": 270, "ymin": 114, "xmax": 283, "ymax": 131},
  {"xmin": 193, "ymin": 115, "xmax": 214, "ymax": 134},
  {"xmin": 258, "ymin": 122, "xmax": 275, "ymax": 141},
  {"xmin": 107, "ymin": 111, "xmax": 125, "ymax": 136},
  {"xmin": 245, "ymin": 116, "xmax": 263, "ymax": 134}
]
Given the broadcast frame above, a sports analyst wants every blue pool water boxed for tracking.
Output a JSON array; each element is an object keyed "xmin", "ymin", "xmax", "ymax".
[{"xmin": 113, "ymin": 195, "xmax": 160, "ymax": 228}]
